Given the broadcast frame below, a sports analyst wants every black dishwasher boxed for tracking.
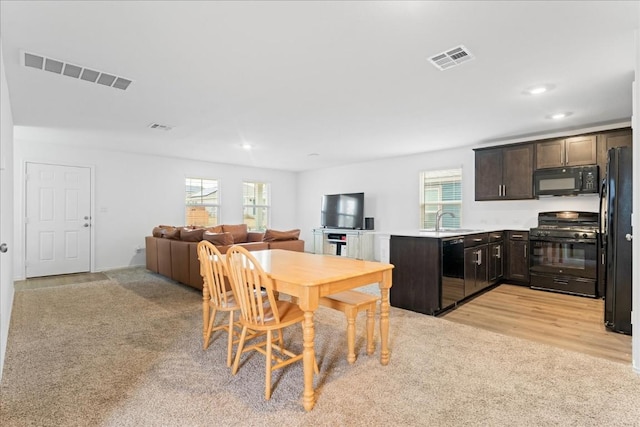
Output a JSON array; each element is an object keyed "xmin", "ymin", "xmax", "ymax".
[{"xmin": 441, "ymin": 237, "xmax": 465, "ymax": 310}]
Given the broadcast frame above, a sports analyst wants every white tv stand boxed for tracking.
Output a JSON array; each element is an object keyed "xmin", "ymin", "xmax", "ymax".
[{"xmin": 312, "ymin": 228, "xmax": 374, "ymax": 261}]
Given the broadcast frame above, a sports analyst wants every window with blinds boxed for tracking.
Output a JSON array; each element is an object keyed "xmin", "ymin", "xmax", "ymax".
[
  {"xmin": 419, "ymin": 168, "xmax": 462, "ymax": 229},
  {"xmin": 243, "ymin": 181, "xmax": 270, "ymax": 231},
  {"xmin": 185, "ymin": 178, "xmax": 219, "ymax": 227}
]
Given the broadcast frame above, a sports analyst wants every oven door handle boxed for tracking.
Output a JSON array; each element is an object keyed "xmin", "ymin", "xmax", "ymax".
[{"xmin": 530, "ymin": 237, "xmax": 596, "ymax": 244}]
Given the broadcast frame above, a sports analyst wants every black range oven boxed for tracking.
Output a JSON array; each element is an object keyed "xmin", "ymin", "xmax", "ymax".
[{"xmin": 529, "ymin": 211, "xmax": 599, "ymax": 297}]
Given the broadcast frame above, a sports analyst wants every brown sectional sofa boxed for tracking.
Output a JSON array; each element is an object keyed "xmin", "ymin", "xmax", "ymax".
[{"xmin": 145, "ymin": 224, "xmax": 304, "ymax": 290}]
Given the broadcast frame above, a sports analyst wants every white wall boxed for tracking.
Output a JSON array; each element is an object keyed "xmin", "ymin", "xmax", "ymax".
[
  {"xmin": 13, "ymin": 139, "xmax": 298, "ymax": 278},
  {"xmin": 297, "ymin": 133, "xmax": 619, "ymax": 254},
  {"xmin": 0, "ymin": 38, "xmax": 15, "ymax": 380}
]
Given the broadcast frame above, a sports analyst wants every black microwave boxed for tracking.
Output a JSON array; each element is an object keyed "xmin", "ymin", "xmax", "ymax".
[{"xmin": 533, "ymin": 165, "xmax": 599, "ymax": 197}]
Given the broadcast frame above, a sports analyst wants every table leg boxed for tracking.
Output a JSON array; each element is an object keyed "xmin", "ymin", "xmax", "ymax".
[
  {"xmin": 302, "ymin": 310, "xmax": 316, "ymax": 411},
  {"xmin": 379, "ymin": 271, "xmax": 391, "ymax": 365}
]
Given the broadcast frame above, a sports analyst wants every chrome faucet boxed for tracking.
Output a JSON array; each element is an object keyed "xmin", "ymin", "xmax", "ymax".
[{"xmin": 435, "ymin": 210, "xmax": 455, "ymax": 232}]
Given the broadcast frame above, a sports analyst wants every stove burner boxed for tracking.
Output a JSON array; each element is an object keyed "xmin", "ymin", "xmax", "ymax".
[{"xmin": 530, "ymin": 211, "xmax": 599, "ymax": 241}]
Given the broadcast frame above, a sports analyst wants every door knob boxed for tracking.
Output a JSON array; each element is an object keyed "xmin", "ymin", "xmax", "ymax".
[
  {"xmin": 0, "ymin": 243, "xmax": 7, "ymax": 253},
  {"xmin": 84, "ymin": 223, "xmax": 90, "ymax": 228},
  {"xmin": 626, "ymin": 234, "xmax": 633, "ymax": 242}
]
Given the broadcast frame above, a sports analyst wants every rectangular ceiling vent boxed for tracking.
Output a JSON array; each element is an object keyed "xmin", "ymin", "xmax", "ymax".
[
  {"xmin": 429, "ymin": 45, "xmax": 475, "ymax": 71},
  {"xmin": 148, "ymin": 123, "xmax": 173, "ymax": 131},
  {"xmin": 22, "ymin": 51, "xmax": 133, "ymax": 90}
]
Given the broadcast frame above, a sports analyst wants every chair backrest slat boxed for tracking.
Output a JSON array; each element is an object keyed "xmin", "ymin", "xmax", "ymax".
[
  {"xmin": 227, "ymin": 246, "xmax": 280, "ymax": 326},
  {"xmin": 197, "ymin": 241, "xmax": 231, "ymax": 307}
]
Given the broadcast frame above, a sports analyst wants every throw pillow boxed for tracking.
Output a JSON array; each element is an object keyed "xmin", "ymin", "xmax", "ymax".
[
  {"xmin": 206, "ymin": 225, "xmax": 223, "ymax": 234},
  {"xmin": 152, "ymin": 226, "xmax": 164, "ymax": 238},
  {"xmin": 222, "ymin": 224, "xmax": 248, "ymax": 243},
  {"xmin": 203, "ymin": 231, "xmax": 234, "ymax": 246},
  {"xmin": 262, "ymin": 229, "xmax": 301, "ymax": 242},
  {"xmin": 181, "ymin": 228, "xmax": 205, "ymax": 242}
]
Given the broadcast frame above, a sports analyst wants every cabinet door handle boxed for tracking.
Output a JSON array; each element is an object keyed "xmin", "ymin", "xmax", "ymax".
[
  {"xmin": 511, "ymin": 234, "xmax": 523, "ymax": 239},
  {"xmin": 498, "ymin": 185, "xmax": 502, "ymax": 197},
  {"xmin": 473, "ymin": 238, "xmax": 483, "ymax": 242},
  {"xmin": 496, "ymin": 246, "xmax": 501, "ymax": 259},
  {"xmin": 476, "ymin": 249, "xmax": 482, "ymax": 265},
  {"xmin": 524, "ymin": 244, "xmax": 527, "ymax": 259},
  {"xmin": 502, "ymin": 185, "xmax": 506, "ymax": 197}
]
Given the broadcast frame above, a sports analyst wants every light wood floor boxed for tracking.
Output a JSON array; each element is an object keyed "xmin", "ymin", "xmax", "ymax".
[{"xmin": 443, "ymin": 284, "xmax": 632, "ymax": 364}]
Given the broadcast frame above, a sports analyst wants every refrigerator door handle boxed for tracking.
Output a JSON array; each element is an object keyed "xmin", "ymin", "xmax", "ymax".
[{"xmin": 598, "ymin": 178, "xmax": 607, "ymax": 246}]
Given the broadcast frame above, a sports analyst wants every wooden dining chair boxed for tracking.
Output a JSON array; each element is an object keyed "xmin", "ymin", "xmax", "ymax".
[
  {"xmin": 197, "ymin": 240, "xmax": 242, "ymax": 367},
  {"xmin": 226, "ymin": 245, "xmax": 318, "ymax": 400},
  {"xmin": 319, "ymin": 290, "xmax": 379, "ymax": 364}
]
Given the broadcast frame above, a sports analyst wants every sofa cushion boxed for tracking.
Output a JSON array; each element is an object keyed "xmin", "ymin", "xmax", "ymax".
[
  {"xmin": 215, "ymin": 241, "xmax": 269, "ymax": 254},
  {"xmin": 203, "ymin": 231, "xmax": 234, "ymax": 246},
  {"xmin": 181, "ymin": 227, "xmax": 205, "ymax": 242},
  {"xmin": 263, "ymin": 228, "xmax": 300, "ymax": 242},
  {"xmin": 222, "ymin": 224, "xmax": 248, "ymax": 243},
  {"xmin": 269, "ymin": 239, "xmax": 304, "ymax": 252},
  {"xmin": 247, "ymin": 232, "xmax": 265, "ymax": 242},
  {"xmin": 164, "ymin": 227, "xmax": 181, "ymax": 240}
]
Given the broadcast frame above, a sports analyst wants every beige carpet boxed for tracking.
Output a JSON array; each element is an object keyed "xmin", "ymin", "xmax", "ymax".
[{"xmin": 1, "ymin": 267, "xmax": 640, "ymax": 426}]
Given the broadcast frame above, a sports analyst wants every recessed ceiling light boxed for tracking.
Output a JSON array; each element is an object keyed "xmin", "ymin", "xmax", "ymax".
[
  {"xmin": 308, "ymin": 153, "xmax": 319, "ymax": 157},
  {"xmin": 241, "ymin": 143, "xmax": 252, "ymax": 150},
  {"xmin": 547, "ymin": 112, "xmax": 573, "ymax": 120},
  {"xmin": 524, "ymin": 84, "xmax": 555, "ymax": 95},
  {"xmin": 529, "ymin": 87, "xmax": 547, "ymax": 95}
]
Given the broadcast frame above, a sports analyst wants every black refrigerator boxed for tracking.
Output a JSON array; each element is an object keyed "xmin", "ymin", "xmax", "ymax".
[{"xmin": 600, "ymin": 146, "xmax": 633, "ymax": 335}]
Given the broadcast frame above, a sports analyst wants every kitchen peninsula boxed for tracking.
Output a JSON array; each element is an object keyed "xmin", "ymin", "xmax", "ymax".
[{"xmin": 389, "ymin": 228, "xmax": 529, "ymax": 315}]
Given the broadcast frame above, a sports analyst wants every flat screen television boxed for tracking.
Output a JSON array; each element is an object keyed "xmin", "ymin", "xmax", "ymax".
[{"xmin": 321, "ymin": 192, "xmax": 364, "ymax": 229}]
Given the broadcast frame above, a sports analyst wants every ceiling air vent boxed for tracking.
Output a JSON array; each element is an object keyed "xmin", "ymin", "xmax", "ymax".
[
  {"xmin": 429, "ymin": 45, "xmax": 475, "ymax": 71},
  {"xmin": 148, "ymin": 123, "xmax": 173, "ymax": 131},
  {"xmin": 22, "ymin": 51, "xmax": 133, "ymax": 91}
]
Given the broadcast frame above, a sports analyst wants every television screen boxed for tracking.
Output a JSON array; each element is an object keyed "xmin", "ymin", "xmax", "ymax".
[{"xmin": 321, "ymin": 192, "xmax": 364, "ymax": 229}]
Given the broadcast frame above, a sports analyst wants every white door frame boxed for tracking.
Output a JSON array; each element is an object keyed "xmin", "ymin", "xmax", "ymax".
[{"xmin": 21, "ymin": 161, "xmax": 95, "ymax": 278}]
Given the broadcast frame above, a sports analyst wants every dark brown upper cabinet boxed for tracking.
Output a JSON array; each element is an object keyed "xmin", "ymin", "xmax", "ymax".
[
  {"xmin": 475, "ymin": 143, "xmax": 534, "ymax": 201},
  {"xmin": 596, "ymin": 128, "xmax": 632, "ymax": 174},
  {"xmin": 535, "ymin": 135, "xmax": 597, "ymax": 169}
]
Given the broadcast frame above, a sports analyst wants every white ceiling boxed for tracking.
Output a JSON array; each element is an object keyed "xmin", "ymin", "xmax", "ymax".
[{"xmin": 1, "ymin": 1, "xmax": 638, "ymax": 172}]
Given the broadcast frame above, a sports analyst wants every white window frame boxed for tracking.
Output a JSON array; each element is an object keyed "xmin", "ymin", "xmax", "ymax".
[
  {"xmin": 419, "ymin": 168, "xmax": 462, "ymax": 230},
  {"xmin": 242, "ymin": 181, "xmax": 270, "ymax": 231},
  {"xmin": 185, "ymin": 177, "xmax": 220, "ymax": 227}
]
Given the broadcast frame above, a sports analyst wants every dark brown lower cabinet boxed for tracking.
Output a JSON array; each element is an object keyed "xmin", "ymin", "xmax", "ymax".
[
  {"xmin": 464, "ymin": 233, "xmax": 489, "ymax": 296},
  {"xmin": 506, "ymin": 231, "xmax": 529, "ymax": 284},
  {"xmin": 487, "ymin": 237, "xmax": 504, "ymax": 285},
  {"xmin": 390, "ymin": 231, "xmax": 525, "ymax": 316},
  {"xmin": 389, "ymin": 235, "xmax": 441, "ymax": 315}
]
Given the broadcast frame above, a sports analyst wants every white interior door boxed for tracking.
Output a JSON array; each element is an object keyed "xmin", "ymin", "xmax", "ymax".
[{"xmin": 25, "ymin": 163, "xmax": 91, "ymax": 278}]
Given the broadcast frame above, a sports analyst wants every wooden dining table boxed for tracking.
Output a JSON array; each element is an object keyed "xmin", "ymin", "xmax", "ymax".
[{"xmin": 205, "ymin": 249, "xmax": 394, "ymax": 411}]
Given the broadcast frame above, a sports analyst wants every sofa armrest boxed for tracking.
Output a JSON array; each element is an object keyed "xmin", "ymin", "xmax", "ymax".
[
  {"xmin": 145, "ymin": 236, "xmax": 159, "ymax": 273},
  {"xmin": 268, "ymin": 240, "xmax": 304, "ymax": 252},
  {"xmin": 157, "ymin": 238, "xmax": 173, "ymax": 278}
]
